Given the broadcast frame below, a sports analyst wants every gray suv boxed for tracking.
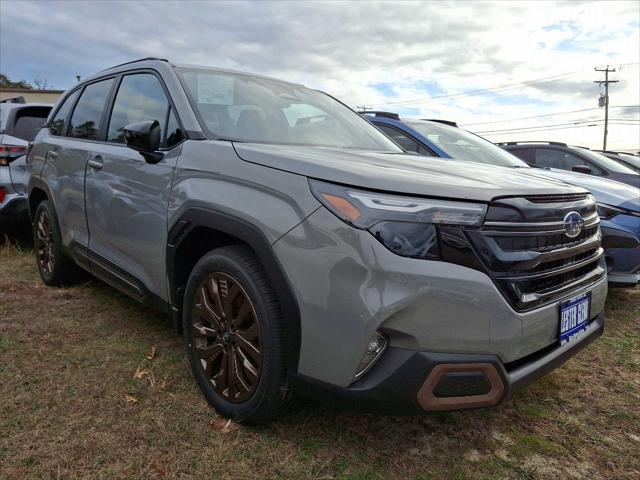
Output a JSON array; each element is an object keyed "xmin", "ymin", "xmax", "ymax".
[{"xmin": 28, "ymin": 58, "xmax": 607, "ymax": 423}]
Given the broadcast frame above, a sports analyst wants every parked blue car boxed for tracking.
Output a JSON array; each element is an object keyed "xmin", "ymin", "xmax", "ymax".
[{"xmin": 364, "ymin": 112, "xmax": 640, "ymax": 287}]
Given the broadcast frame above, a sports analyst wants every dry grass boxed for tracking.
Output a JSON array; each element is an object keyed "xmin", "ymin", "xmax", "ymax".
[{"xmin": 1, "ymin": 244, "xmax": 639, "ymax": 480}]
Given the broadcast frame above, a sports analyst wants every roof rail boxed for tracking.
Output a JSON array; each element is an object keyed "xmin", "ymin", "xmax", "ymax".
[
  {"xmin": 358, "ymin": 110, "xmax": 400, "ymax": 120},
  {"xmin": 496, "ymin": 141, "xmax": 568, "ymax": 147},
  {"xmin": 423, "ymin": 119, "xmax": 458, "ymax": 127},
  {"xmin": 100, "ymin": 57, "xmax": 169, "ymax": 72},
  {"xmin": 593, "ymin": 149, "xmax": 621, "ymax": 154}
]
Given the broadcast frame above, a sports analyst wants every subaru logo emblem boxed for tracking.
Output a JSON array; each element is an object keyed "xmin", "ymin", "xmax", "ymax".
[{"xmin": 563, "ymin": 211, "xmax": 584, "ymax": 238}]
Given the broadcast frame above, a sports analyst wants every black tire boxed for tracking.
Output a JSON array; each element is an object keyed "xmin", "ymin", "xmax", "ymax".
[
  {"xmin": 183, "ymin": 245, "xmax": 290, "ymax": 423},
  {"xmin": 33, "ymin": 200, "xmax": 88, "ymax": 286}
]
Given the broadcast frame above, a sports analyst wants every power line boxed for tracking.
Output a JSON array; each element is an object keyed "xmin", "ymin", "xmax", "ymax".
[
  {"xmin": 365, "ymin": 68, "xmax": 588, "ymax": 107},
  {"xmin": 459, "ymin": 105, "xmax": 639, "ymax": 126},
  {"xmin": 475, "ymin": 119, "xmax": 638, "ymax": 135},
  {"xmin": 490, "ymin": 124, "xmax": 612, "ymax": 138},
  {"xmin": 361, "ymin": 62, "xmax": 640, "ymax": 109},
  {"xmin": 479, "ymin": 124, "xmax": 638, "ymax": 138}
]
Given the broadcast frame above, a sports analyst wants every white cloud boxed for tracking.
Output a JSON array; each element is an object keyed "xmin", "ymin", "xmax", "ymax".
[{"xmin": 1, "ymin": 0, "xmax": 638, "ymax": 150}]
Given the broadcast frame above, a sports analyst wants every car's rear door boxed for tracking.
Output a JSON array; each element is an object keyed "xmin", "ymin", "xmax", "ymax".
[
  {"xmin": 84, "ymin": 71, "xmax": 184, "ymax": 300},
  {"xmin": 36, "ymin": 79, "xmax": 114, "ymax": 249}
]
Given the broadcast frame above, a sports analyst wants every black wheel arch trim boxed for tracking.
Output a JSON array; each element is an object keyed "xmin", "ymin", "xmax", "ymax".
[
  {"xmin": 167, "ymin": 207, "xmax": 302, "ymax": 372},
  {"xmin": 26, "ymin": 176, "xmax": 56, "ymax": 223}
]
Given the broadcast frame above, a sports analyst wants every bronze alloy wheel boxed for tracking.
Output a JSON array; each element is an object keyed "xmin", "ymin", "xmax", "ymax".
[
  {"xmin": 36, "ymin": 210, "xmax": 54, "ymax": 276},
  {"xmin": 191, "ymin": 272, "xmax": 262, "ymax": 403}
]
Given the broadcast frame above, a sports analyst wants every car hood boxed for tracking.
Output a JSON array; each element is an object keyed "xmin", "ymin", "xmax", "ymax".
[
  {"xmin": 233, "ymin": 143, "xmax": 586, "ymax": 202},
  {"xmin": 525, "ymin": 168, "xmax": 640, "ymax": 212}
]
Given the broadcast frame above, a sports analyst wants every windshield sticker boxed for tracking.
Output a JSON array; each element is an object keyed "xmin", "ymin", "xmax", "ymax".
[{"xmin": 198, "ymin": 74, "xmax": 234, "ymax": 105}]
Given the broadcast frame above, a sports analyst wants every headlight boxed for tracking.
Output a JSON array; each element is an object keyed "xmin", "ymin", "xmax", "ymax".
[
  {"xmin": 309, "ymin": 180, "xmax": 487, "ymax": 259},
  {"xmin": 597, "ymin": 203, "xmax": 624, "ymax": 220}
]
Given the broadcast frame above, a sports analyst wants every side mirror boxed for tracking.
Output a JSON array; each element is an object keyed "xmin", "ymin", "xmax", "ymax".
[
  {"xmin": 123, "ymin": 120, "xmax": 164, "ymax": 164},
  {"xmin": 571, "ymin": 165, "xmax": 592, "ymax": 175}
]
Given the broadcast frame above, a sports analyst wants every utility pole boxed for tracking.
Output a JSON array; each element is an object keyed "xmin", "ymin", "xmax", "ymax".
[
  {"xmin": 357, "ymin": 105, "xmax": 371, "ymax": 113},
  {"xmin": 594, "ymin": 66, "xmax": 619, "ymax": 150}
]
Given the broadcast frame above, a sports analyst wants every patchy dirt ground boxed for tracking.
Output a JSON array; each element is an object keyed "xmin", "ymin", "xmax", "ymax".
[{"xmin": 1, "ymin": 244, "xmax": 639, "ymax": 480}]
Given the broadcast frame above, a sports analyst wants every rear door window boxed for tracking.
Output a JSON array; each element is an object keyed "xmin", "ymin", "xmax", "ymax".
[
  {"xmin": 107, "ymin": 73, "xmax": 170, "ymax": 144},
  {"xmin": 68, "ymin": 78, "xmax": 114, "ymax": 140},
  {"xmin": 50, "ymin": 90, "xmax": 80, "ymax": 136}
]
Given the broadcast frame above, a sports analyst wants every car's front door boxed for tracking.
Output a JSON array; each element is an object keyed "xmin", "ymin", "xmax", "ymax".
[{"xmin": 84, "ymin": 72, "xmax": 184, "ymax": 300}]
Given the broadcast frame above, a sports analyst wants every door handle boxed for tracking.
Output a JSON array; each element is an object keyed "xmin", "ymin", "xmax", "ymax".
[
  {"xmin": 46, "ymin": 150, "xmax": 58, "ymax": 159},
  {"xmin": 88, "ymin": 155, "xmax": 104, "ymax": 170}
]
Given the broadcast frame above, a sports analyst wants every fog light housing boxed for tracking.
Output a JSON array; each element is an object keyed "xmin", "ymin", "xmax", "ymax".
[{"xmin": 354, "ymin": 331, "xmax": 388, "ymax": 380}]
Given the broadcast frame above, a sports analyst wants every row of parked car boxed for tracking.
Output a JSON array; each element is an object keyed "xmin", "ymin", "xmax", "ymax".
[
  {"xmin": 3, "ymin": 93, "xmax": 639, "ymax": 287},
  {"xmin": 1, "ymin": 58, "xmax": 639, "ymax": 423},
  {"xmin": 362, "ymin": 112, "xmax": 640, "ymax": 286}
]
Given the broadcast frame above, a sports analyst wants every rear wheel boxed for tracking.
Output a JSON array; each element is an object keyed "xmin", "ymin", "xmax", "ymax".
[
  {"xmin": 183, "ymin": 245, "xmax": 289, "ymax": 423},
  {"xmin": 33, "ymin": 200, "xmax": 87, "ymax": 286}
]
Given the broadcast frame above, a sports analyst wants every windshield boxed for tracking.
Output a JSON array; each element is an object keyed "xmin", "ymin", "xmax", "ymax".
[
  {"xmin": 176, "ymin": 67, "xmax": 401, "ymax": 151},
  {"xmin": 407, "ymin": 121, "xmax": 528, "ymax": 167},
  {"xmin": 574, "ymin": 147, "xmax": 639, "ymax": 174}
]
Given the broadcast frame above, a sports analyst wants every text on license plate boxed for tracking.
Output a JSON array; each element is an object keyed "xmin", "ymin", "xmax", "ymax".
[{"xmin": 559, "ymin": 292, "xmax": 591, "ymax": 345}]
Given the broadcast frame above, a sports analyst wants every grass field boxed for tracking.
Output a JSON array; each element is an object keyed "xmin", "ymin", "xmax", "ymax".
[{"xmin": 1, "ymin": 241, "xmax": 639, "ymax": 480}]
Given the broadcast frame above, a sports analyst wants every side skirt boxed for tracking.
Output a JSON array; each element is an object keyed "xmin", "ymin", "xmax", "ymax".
[{"xmin": 67, "ymin": 241, "xmax": 171, "ymax": 316}]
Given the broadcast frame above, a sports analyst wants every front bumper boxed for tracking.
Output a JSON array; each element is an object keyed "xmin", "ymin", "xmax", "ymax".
[
  {"xmin": 601, "ymin": 221, "xmax": 640, "ymax": 287},
  {"xmin": 291, "ymin": 311, "xmax": 604, "ymax": 414},
  {"xmin": 275, "ymin": 207, "xmax": 608, "ymax": 387},
  {"xmin": 0, "ymin": 193, "xmax": 29, "ymax": 224}
]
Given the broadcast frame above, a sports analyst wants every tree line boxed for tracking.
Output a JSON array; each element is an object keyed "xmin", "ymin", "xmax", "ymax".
[{"xmin": 0, "ymin": 73, "xmax": 51, "ymax": 90}]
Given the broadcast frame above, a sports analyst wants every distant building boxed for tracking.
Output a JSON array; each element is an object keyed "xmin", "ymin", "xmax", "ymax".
[{"xmin": 0, "ymin": 88, "xmax": 64, "ymax": 104}]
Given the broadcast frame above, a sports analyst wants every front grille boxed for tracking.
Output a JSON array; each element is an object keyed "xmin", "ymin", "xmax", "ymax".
[
  {"xmin": 524, "ymin": 248, "xmax": 598, "ymax": 276},
  {"xmin": 516, "ymin": 260, "xmax": 600, "ymax": 297},
  {"xmin": 464, "ymin": 195, "xmax": 605, "ymax": 310},
  {"xmin": 492, "ymin": 224, "xmax": 599, "ymax": 252},
  {"xmin": 523, "ymin": 193, "xmax": 588, "ymax": 203}
]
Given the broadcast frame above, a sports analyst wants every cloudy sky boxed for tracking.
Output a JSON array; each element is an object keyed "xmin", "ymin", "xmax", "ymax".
[{"xmin": 1, "ymin": 0, "xmax": 638, "ymax": 151}]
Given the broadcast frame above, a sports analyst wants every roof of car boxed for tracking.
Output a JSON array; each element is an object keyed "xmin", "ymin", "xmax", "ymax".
[
  {"xmin": 92, "ymin": 57, "xmax": 304, "ymax": 88},
  {"xmin": 362, "ymin": 112, "xmax": 459, "ymax": 127},
  {"xmin": 498, "ymin": 141, "xmax": 568, "ymax": 147}
]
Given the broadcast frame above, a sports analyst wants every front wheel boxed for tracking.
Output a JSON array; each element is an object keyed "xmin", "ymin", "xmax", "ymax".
[{"xmin": 183, "ymin": 245, "xmax": 290, "ymax": 423}]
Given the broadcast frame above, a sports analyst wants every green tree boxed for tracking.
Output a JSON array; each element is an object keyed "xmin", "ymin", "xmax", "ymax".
[{"xmin": 0, "ymin": 73, "xmax": 33, "ymax": 89}]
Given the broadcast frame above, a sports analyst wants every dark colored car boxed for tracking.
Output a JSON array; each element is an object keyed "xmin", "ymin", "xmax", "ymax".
[
  {"xmin": 594, "ymin": 150, "xmax": 640, "ymax": 173},
  {"xmin": 499, "ymin": 141, "xmax": 640, "ymax": 188}
]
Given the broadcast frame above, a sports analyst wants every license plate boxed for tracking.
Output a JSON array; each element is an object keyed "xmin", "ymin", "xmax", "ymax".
[{"xmin": 559, "ymin": 292, "xmax": 591, "ymax": 345}]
